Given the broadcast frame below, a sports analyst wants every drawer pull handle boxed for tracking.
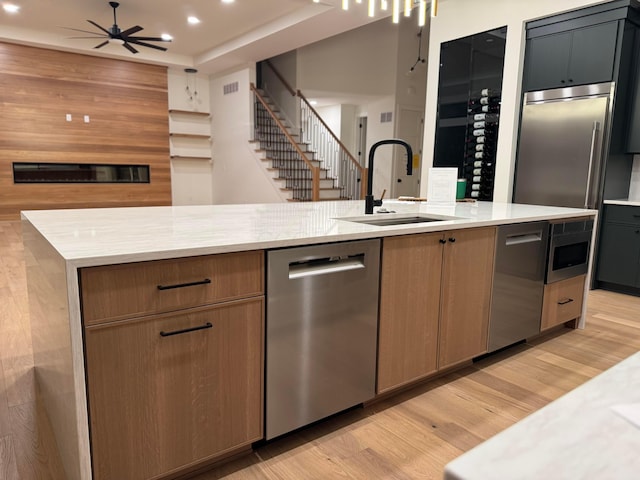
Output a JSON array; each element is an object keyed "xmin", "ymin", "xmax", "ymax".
[
  {"xmin": 160, "ymin": 322, "xmax": 213, "ymax": 337},
  {"xmin": 558, "ymin": 298, "xmax": 574, "ymax": 305},
  {"xmin": 157, "ymin": 278, "xmax": 211, "ymax": 290}
]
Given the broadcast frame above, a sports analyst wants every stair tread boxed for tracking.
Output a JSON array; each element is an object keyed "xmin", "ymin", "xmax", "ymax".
[
  {"xmin": 266, "ymin": 167, "xmax": 329, "ymax": 172},
  {"xmin": 280, "ymin": 187, "xmax": 342, "ymax": 191}
]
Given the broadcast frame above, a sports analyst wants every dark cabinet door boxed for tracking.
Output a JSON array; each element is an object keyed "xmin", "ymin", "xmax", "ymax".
[
  {"xmin": 597, "ymin": 222, "xmax": 640, "ymax": 287},
  {"xmin": 568, "ymin": 22, "xmax": 618, "ymax": 87},
  {"xmin": 524, "ymin": 21, "xmax": 618, "ymax": 92},
  {"xmin": 524, "ymin": 31, "xmax": 572, "ymax": 91}
]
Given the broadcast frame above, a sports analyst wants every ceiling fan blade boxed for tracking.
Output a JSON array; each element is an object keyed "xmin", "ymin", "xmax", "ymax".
[
  {"xmin": 94, "ymin": 40, "xmax": 110, "ymax": 49},
  {"xmin": 123, "ymin": 42, "xmax": 139, "ymax": 54},
  {"xmin": 61, "ymin": 26, "xmax": 108, "ymax": 36},
  {"xmin": 120, "ymin": 25, "xmax": 143, "ymax": 37},
  {"xmin": 126, "ymin": 39, "xmax": 168, "ymax": 51},
  {"xmin": 68, "ymin": 36, "xmax": 109, "ymax": 39},
  {"xmin": 87, "ymin": 20, "xmax": 112, "ymax": 36},
  {"xmin": 128, "ymin": 36, "xmax": 170, "ymax": 42}
]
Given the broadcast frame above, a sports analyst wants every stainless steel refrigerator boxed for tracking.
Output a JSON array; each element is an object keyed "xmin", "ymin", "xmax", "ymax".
[{"xmin": 514, "ymin": 83, "xmax": 613, "ymax": 208}]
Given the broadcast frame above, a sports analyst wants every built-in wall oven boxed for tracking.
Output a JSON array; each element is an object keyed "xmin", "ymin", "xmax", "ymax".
[{"xmin": 546, "ymin": 218, "xmax": 594, "ymax": 283}]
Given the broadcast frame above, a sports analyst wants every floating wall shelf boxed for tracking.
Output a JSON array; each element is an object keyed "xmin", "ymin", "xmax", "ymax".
[
  {"xmin": 170, "ymin": 155, "xmax": 212, "ymax": 160},
  {"xmin": 169, "ymin": 109, "xmax": 211, "ymax": 118},
  {"xmin": 169, "ymin": 133, "xmax": 211, "ymax": 140}
]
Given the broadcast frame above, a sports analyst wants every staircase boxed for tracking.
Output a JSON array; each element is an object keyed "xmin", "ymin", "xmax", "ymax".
[
  {"xmin": 250, "ymin": 60, "xmax": 367, "ymax": 202},
  {"xmin": 251, "ymin": 89, "xmax": 343, "ymax": 201}
]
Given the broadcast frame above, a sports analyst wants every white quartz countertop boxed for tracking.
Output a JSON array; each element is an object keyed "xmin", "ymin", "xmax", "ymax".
[
  {"xmin": 444, "ymin": 351, "xmax": 640, "ymax": 480},
  {"xmin": 603, "ymin": 199, "xmax": 640, "ymax": 207},
  {"xmin": 21, "ymin": 200, "xmax": 597, "ymax": 268}
]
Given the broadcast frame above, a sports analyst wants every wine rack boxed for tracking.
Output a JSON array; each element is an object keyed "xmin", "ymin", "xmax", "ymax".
[{"xmin": 464, "ymin": 89, "xmax": 500, "ymax": 200}]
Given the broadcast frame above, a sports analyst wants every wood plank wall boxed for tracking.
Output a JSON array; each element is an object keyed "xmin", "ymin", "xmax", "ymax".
[{"xmin": 0, "ymin": 42, "xmax": 172, "ymax": 220}]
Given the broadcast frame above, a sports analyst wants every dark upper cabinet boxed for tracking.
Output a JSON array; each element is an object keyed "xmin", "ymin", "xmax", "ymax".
[
  {"xmin": 596, "ymin": 205, "xmax": 640, "ymax": 289},
  {"xmin": 524, "ymin": 21, "xmax": 619, "ymax": 91}
]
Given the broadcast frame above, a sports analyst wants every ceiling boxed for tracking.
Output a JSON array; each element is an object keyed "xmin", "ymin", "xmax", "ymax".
[{"xmin": 0, "ymin": 0, "xmax": 397, "ymax": 74}]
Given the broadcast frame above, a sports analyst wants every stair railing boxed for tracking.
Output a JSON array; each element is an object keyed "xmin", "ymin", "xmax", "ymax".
[
  {"xmin": 250, "ymin": 83, "xmax": 320, "ymax": 201},
  {"xmin": 297, "ymin": 91, "xmax": 367, "ymax": 200},
  {"xmin": 262, "ymin": 60, "xmax": 367, "ymax": 200}
]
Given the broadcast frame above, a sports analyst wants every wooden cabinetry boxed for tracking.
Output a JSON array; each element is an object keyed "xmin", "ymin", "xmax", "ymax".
[
  {"xmin": 377, "ymin": 233, "xmax": 443, "ymax": 393},
  {"xmin": 541, "ymin": 275, "xmax": 586, "ymax": 331},
  {"xmin": 524, "ymin": 21, "xmax": 619, "ymax": 91},
  {"xmin": 377, "ymin": 227, "xmax": 496, "ymax": 393},
  {"xmin": 439, "ymin": 227, "xmax": 496, "ymax": 368},
  {"xmin": 597, "ymin": 204, "xmax": 640, "ymax": 290},
  {"xmin": 80, "ymin": 251, "xmax": 264, "ymax": 480}
]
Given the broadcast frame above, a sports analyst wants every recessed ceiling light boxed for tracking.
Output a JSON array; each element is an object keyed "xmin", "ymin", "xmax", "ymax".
[
  {"xmin": 187, "ymin": 16, "xmax": 200, "ymax": 25},
  {"xmin": 161, "ymin": 33, "xmax": 173, "ymax": 41},
  {"xmin": 309, "ymin": 100, "xmax": 318, "ymax": 106},
  {"xmin": 221, "ymin": 0, "xmax": 235, "ymax": 3},
  {"xmin": 3, "ymin": 3, "xmax": 20, "ymax": 13}
]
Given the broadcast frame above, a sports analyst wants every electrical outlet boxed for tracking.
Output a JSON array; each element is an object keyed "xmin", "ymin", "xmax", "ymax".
[
  {"xmin": 65, "ymin": 114, "xmax": 72, "ymax": 122},
  {"xmin": 84, "ymin": 115, "xmax": 90, "ymax": 123}
]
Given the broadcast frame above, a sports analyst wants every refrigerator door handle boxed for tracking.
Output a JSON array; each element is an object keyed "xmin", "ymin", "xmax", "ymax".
[{"xmin": 585, "ymin": 121, "xmax": 600, "ymax": 209}]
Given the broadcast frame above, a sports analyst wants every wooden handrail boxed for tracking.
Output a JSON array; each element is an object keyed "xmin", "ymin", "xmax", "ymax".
[
  {"xmin": 264, "ymin": 60, "xmax": 296, "ymax": 97},
  {"xmin": 250, "ymin": 83, "xmax": 320, "ymax": 201},
  {"xmin": 297, "ymin": 90, "xmax": 368, "ymax": 199}
]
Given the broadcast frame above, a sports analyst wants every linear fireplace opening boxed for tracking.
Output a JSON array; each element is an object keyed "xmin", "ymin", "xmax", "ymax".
[{"xmin": 13, "ymin": 162, "xmax": 150, "ymax": 184}]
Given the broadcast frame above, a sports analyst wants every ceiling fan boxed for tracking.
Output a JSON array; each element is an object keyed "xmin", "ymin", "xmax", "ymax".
[{"xmin": 65, "ymin": 1, "xmax": 170, "ymax": 54}]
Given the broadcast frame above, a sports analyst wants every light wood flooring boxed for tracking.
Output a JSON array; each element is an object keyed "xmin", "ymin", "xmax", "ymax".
[{"xmin": 0, "ymin": 220, "xmax": 639, "ymax": 480}]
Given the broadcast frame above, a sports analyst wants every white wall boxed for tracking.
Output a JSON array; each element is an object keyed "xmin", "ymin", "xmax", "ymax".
[
  {"xmin": 362, "ymin": 96, "xmax": 397, "ymax": 197},
  {"xmin": 297, "ymin": 18, "xmax": 398, "ymax": 96},
  {"xmin": 340, "ymin": 104, "xmax": 358, "ymax": 156},
  {"xmin": 421, "ymin": 0, "xmax": 607, "ymax": 201},
  {"xmin": 167, "ymin": 69, "xmax": 214, "ymax": 205},
  {"xmin": 210, "ymin": 67, "xmax": 285, "ymax": 204},
  {"xmin": 264, "ymin": 51, "xmax": 299, "ymax": 129}
]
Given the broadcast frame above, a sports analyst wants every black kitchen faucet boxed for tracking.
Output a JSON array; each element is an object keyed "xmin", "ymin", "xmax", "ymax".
[{"xmin": 365, "ymin": 139, "xmax": 413, "ymax": 214}]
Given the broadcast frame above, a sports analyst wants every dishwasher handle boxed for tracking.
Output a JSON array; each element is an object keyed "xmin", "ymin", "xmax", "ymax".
[
  {"xmin": 504, "ymin": 232, "xmax": 543, "ymax": 246},
  {"xmin": 289, "ymin": 254, "xmax": 365, "ymax": 279}
]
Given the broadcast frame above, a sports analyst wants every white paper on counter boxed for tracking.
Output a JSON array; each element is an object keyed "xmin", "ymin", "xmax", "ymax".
[
  {"xmin": 427, "ymin": 167, "xmax": 457, "ymax": 204},
  {"xmin": 611, "ymin": 403, "xmax": 640, "ymax": 429}
]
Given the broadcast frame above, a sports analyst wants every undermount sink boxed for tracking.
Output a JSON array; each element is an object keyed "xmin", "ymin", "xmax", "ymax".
[{"xmin": 339, "ymin": 214, "xmax": 459, "ymax": 226}]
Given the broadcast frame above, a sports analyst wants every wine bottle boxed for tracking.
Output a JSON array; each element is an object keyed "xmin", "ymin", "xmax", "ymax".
[
  {"xmin": 468, "ymin": 103, "xmax": 500, "ymax": 114},
  {"xmin": 480, "ymin": 88, "xmax": 500, "ymax": 97}
]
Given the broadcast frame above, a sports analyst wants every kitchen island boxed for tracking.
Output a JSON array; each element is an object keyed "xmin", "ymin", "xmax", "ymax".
[{"xmin": 21, "ymin": 200, "xmax": 597, "ymax": 480}]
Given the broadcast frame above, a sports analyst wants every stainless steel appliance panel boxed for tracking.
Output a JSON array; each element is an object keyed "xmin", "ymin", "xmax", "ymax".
[
  {"xmin": 547, "ymin": 219, "xmax": 593, "ymax": 283},
  {"xmin": 265, "ymin": 239, "xmax": 380, "ymax": 440},
  {"xmin": 488, "ymin": 222, "xmax": 549, "ymax": 352},
  {"xmin": 514, "ymin": 84, "xmax": 610, "ymax": 209}
]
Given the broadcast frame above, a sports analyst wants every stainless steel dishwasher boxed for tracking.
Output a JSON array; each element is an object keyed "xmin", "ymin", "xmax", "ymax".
[
  {"xmin": 265, "ymin": 239, "xmax": 380, "ymax": 440},
  {"xmin": 488, "ymin": 221, "xmax": 549, "ymax": 352}
]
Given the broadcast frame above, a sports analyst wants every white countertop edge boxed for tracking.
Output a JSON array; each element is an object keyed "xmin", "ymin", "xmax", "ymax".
[
  {"xmin": 21, "ymin": 202, "xmax": 598, "ymax": 268},
  {"xmin": 603, "ymin": 199, "xmax": 640, "ymax": 207}
]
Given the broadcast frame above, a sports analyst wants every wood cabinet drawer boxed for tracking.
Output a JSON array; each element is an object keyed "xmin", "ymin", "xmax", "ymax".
[
  {"xmin": 603, "ymin": 204, "xmax": 640, "ymax": 225},
  {"xmin": 85, "ymin": 299, "xmax": 264, "ymax": 480},
  {"xmin": 81, "ymin": 250, "xmax": 264, "ymax": 325},
  {"xmin": 541, "ymin": 275, "xmax": 585, "ymax": 331}
]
